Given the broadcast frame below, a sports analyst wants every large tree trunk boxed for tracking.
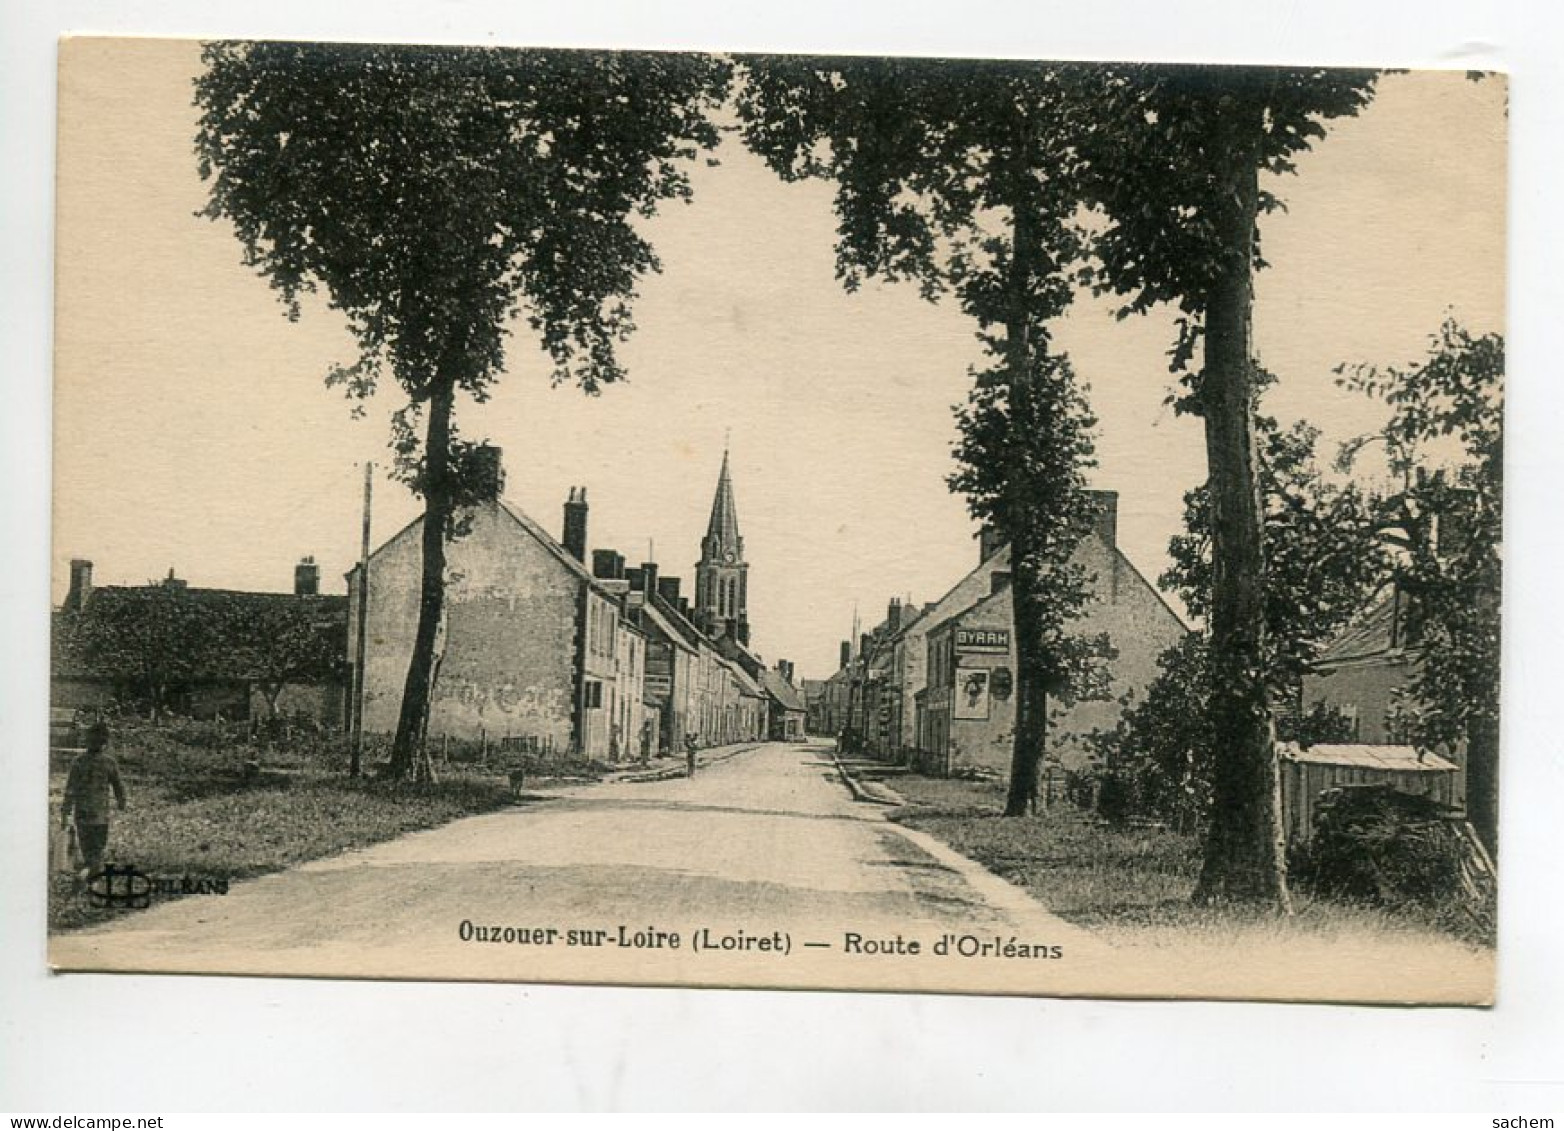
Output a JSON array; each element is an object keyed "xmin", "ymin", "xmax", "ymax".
[
  {"xmin": 1190, "ymin": 150, "xmax": 1291, "ymax": 911},
  {"xmin": 386, "ymin": 377, "xmax": 454, "ymax": 784},
  {"xmin": 1006, "ymin": 555, "xmax": 1048, "ymax": 817},
  {"xmin": 1466, "ymin": 712, "xmax": 1499, "ymax": 860},
  {"xmin": 1001, "ymin": 154, "xmax": 1048, "ymax": 819}
]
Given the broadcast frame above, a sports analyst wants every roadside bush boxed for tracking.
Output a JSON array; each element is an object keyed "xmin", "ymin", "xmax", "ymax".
[{"xmin": 1293, "ymin": 784, "xmax": 1488, "ymax": 938}]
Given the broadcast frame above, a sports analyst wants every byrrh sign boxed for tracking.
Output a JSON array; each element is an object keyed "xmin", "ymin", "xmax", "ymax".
[{"xmin": 955, "ymin": 627, "xmax": 1010, "ymax": 654}]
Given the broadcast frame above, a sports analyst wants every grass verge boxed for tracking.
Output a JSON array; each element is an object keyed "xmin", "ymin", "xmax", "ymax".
[
  {"xmin": 47, "ymin": 725, "xmax": 539, "ymax": 932},
  {"xmin": 885, "ymin": 770, "xmax": 1489, "ymax": 951}
]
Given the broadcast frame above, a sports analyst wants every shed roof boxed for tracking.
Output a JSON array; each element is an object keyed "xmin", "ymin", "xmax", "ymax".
[{"xmin": 1282, "ymin": 742, "xmax": 1457, "ymax": 773}]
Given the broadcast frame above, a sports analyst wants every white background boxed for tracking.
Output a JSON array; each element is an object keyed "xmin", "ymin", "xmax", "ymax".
[{"xmin": 3, "ymin": 0, "xmax": 1561, "ymax": 1113}]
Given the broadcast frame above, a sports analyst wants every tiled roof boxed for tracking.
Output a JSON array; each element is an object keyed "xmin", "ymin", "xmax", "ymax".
[
  {"xmin": 1315, "ymin": 591, "xmax": 1399, "ymax": 665},
  {"xmin": 55, "ymin": 584, "xmax": 347, "ymax": 682},
  {"xmin": 758, "ymin": 669, "xmax": 806, "ymax": 712}
]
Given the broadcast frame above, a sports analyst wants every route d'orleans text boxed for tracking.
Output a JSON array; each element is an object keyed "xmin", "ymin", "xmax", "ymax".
[{"xmin": 456, "ymin": 921, "xmax": 1063, "ymax": 960}]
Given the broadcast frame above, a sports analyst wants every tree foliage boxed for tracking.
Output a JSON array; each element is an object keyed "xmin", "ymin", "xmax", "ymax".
[
  {"xmin": 1069, "ymin": 64, "xmax": 1381, "ymax": 907},
  {"xmin": 195, "ymin": 42, "xmax": 731, "ymax": 778},
  {"xmin": 59, "ymin": 586, "xmax": 344, "ymax": 722},
  {"xmin": 1077, "ymin": 65, "xmax": 1381, "ymax": 382},
  {"xmin": 738, "ymin": 56, "xmax": 1109, "ymax": 813},
  {"xmin": 1162, "ymin": 396, "xmax": 1391, "ymax": 693},
  {"xmin": 1338, "ymin": 320, "xmax": 1504, "ymax": 853}
]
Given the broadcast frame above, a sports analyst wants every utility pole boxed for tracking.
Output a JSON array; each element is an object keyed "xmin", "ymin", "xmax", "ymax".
[{"xmin": 350, "ymin": 461, "xmax": 372, "ymax": 777}]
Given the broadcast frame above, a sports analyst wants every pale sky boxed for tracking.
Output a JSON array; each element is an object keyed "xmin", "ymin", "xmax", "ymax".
[{"xmin": 53, "ymin": 39, "xmax": 1507, "ymax": 680}]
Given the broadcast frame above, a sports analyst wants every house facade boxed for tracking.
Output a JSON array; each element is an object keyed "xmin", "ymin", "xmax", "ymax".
[
  {"xmin": 917, "ymin": 503, "xmax": 1188, "ymax": 775},
  {"xmin": 349, "ymin": 495, "xmax": 636, "ymax": 760}
]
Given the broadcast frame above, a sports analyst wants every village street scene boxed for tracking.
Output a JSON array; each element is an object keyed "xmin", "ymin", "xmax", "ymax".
[{"xmin": 47, "ymin": 40, "xmax": 1504, "ymax": 1004}]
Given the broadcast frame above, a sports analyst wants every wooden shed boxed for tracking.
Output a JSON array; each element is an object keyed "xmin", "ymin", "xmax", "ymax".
[{"xmin": 1280, "ymin": 742, "xmax": 1460, "ymax": 844}]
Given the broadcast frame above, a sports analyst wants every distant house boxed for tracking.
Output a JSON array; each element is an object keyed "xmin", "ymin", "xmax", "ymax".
[
  {"xmin": 1302, "ymin": 588, "xmax": 1417, "ymax": 746},
  {"xmin": 52, "ymin": 557, "xmax": 347, "ymax": 725},
  {"xmin": 759, "ymin": 664, "xmax": 807, "ymax": 742},
  {"xmin": 916, "ymin": 492, "xmax": 1189, "ymax": 777},
  {"xmin": 804, "ymin": 660, "xmax": 852, "ymax": 737},
  {"xmin": 624, "ymin": 568, "xmax": 701, "ymax": 755}
]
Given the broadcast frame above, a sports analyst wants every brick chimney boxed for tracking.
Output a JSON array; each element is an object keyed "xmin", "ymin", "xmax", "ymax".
[
  {"xmin": 1084, "ymin": 490, "xmax": 1119, "ymax": 548},
  {"xmin": 294, "ymin": 555, "xmax": 320, "ymax": 596},
  {"xmin": 638, "ymin": 561, "xmax": 659, "ymax": 597},
  {"xmin": 886, "ymin": 596, "xmax": 903, "ymax": 633},
  {"xmin": 978, "ymin": 524, "xmax": 1004, "ymax": 564},
  {"xmin": 562, "ymin": 487, "xmax": 588, "ymax": 562},
  {"xmin": 161, "ymin": 568, "xmax": 187, "ymax": 590},
  {"xmin": 777, "ymin": 659, "xmax": 795, "ymax": 685},
  {"xmin": 65, "ymin": 559, "xmax": 93, "ymax": 613},
  {"xmin": 658, "ymin": 576, "xmax": 682, "ymax": 605}
]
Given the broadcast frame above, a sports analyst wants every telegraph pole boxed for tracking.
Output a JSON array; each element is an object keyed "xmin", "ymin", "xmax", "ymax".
[{"xmin": 350, "ymin": 461, "xmax": 372, "ymax": 777}]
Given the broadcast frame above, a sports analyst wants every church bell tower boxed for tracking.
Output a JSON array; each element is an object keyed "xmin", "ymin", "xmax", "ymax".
[{"xmin": 694, "ymin": 446, "xmax": 750, "ymax": 645}]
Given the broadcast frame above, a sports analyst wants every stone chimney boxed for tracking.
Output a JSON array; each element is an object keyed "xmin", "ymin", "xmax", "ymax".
[
  {"xmin": 1084, "ymin": 490, "xmax": 1119, "ymax": 548},
  {"xmin": 65, "ymin": 559, "xmax": 94, "ymax": 614},
  {"xmin": 886, "ymin": 597, "xmax": 903, "ymax": 634},
  {"xmin": 840, "ymin": 640, "xmax": 851, "ymax": 671},
  {"xmin": 592, "ymin": 549, "xmax": 625, "ymax": 581},
  {"xmin": 161, "ymin": 568, "xmax": 187, "ymax": 590},
  {"xmin": 294, "ymin": 555, "xmax": 320, "ymax": 596},
  {"xmin": 777, "ymin": 659, "xmax": 795, "ymax": 685},
  {"xmin": 638, "ymin": 561, "xmax": 659, "ymax": 597},
  {"xmin": 471, "ymin": 444, "xmax": 505, "ymax": 503},
  {"xmin": 562, "ymin": 487, "xmax": 588, "ymax": 562},
  {"xmin": 658, "ymin": 576, "xmax": 682, "ymax": 605},
  {"xmin": 978, "ymin": 524, "xmax": 1004, "ymax": 564}
]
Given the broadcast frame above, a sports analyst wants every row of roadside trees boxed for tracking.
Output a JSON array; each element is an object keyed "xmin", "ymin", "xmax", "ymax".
[{"xmin": 193, "ymin": 46, "xmax": 1499, "ymax": 912}]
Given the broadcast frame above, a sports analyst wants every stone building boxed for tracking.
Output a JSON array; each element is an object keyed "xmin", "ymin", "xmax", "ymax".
[
  {"xmin": 348, "ymin": 479, "xmax": 642, "ymax": 762},
  {"xmin": 914, "ymin": 491, "xmax": 1189, "ymax": 776},
  {"xmin": 1301, "ymin": 589, "xmax": 1417, "ymax": 745},
  {"xmin": 349, "ymin": 444, "xmax": 772, "ymax": 760}
]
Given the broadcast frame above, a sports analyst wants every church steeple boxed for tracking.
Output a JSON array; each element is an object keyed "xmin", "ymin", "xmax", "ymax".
[
  {"xmin": 704, "ymin": 447, "xmax": 742, "ymax": 554},
  {"xmin": 695, "ymin": 444, "xmax": 750, "ymax": 645}
]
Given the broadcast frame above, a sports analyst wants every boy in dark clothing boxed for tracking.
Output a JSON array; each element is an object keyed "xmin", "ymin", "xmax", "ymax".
[{"xmin": 61, "ymin": 722, "xmax": 127, "ymax": 878}]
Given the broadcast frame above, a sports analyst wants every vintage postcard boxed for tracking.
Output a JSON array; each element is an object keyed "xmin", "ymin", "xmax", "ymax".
[{"xmin": 48, "ymin": 37, "xmax": 1505, "ymax": 1004}]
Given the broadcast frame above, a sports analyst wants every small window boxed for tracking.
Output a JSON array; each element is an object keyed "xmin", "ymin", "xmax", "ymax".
[{"xmin": 584, "ymin": 681, "xmax": 603, "ymax": 709}]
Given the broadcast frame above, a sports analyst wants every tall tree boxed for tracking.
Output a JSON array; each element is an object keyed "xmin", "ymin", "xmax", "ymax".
[
  {"xmin": 738, "ymin": 57, "xmax": 1107, "ymax": 814},
  {"xmin": 1109, "ymin": 404, "xmax": 1389, "ymax": 832},
  {"xmin": 196, "ymin": 43, "xmax": 731, "ymax": 779},
  {"xmin": 1163, "ymin": 401, "xmax": 1391, "ymax": 696},
  {"xmin": 1077, "ymin": 65, "xmax": 1380, "ymax": 907},
  {"xmin": 1338, "ymin": 320, "xmax": 1504, "ymax": 854},
  {"xmin": 951, "ymin": 355, "xmax": 1113, "ymax": 814}
]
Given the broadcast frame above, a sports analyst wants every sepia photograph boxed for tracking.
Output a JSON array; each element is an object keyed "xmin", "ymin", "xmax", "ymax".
[{"xmin": 46, "ymin": 36, "xmax": 1506, "ymax": 1007}]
